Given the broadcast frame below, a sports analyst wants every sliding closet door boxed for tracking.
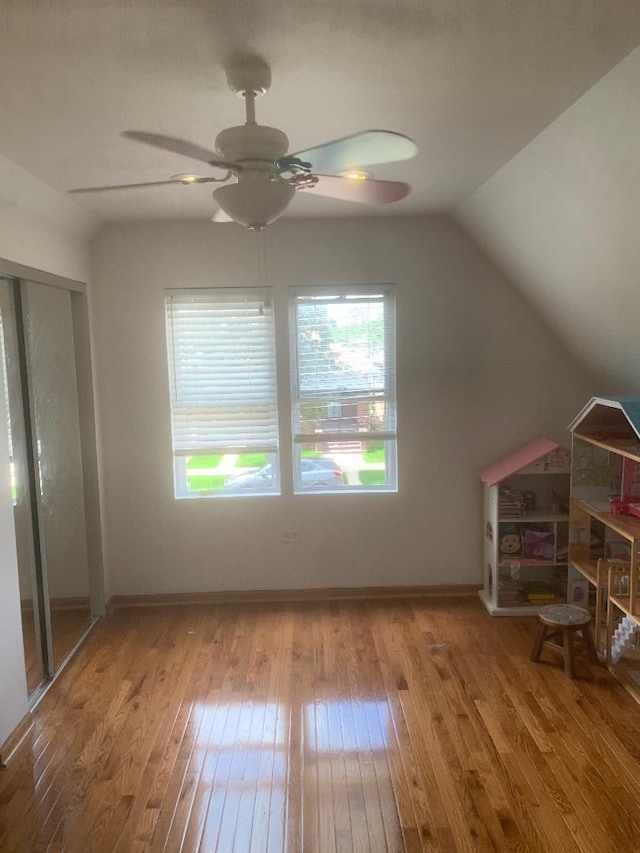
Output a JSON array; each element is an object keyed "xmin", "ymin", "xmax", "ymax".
[
  {"xmin": 23, "ymin": 281, "xmax": 92, "ymax": 672},
  {"xmin": 0, "ymin": 277, "xmax": 45, "ymax": 695}
]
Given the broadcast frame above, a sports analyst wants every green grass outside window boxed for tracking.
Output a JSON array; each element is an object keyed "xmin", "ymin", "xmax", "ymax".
[
  {"xmin": 363, "ymin": 442, "xmax": 384, "ymax": 463},
  {"xmin": 186, "ymin": 455, "xmax": 222, "ymax": 469},
  {"xmin": 187, "ymin": 474, "xmax": 228, "ymax": 491},
  {"xmin": 235, "ymin": 453, "xmax": 267, "ymax": 467},
  {"xmin": 358, "ymin": 470, "xmax": 386, "ymax": 486}
]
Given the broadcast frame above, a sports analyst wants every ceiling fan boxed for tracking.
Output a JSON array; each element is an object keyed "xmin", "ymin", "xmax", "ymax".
[{"xmin": 69, "ymin": 58, "xmax": 418, "ymax": 229}]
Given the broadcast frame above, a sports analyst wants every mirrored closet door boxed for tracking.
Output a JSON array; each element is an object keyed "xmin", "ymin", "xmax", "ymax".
[
  {"xmin": 0, "ymin": 274, "xmax": 96, "ymax": 699},
  {"xmin": 23, "ymin": 280, "xmax": 93, "ymax": 672},
  {"xmin": 0, "ymin": 276, "xmax": 45, "ymax": 695}
]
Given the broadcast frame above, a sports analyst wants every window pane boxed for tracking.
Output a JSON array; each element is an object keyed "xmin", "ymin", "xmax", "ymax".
[
  {"xmin": 177, "ymin": 451, "xmax": 279, "ymax": 497},
  {"xmin": 295, "ymin": 445, "xmax": 346, "ymax": 491},
  {"xmin": 296, "ymin": 294, "xmax": 391, "ymax": 399},
  {"xmin": 295, "ymin": 440, "xmax": 396, "ymax": 492},
  {"xmin": 295, "ymin": 397, "xmax": 393, "ymax": 437}
]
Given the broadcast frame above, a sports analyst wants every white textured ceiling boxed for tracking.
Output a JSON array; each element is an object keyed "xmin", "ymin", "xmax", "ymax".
[{"xmin": 1, "ymin": 0, "xmax": 640, "ymax": 223}]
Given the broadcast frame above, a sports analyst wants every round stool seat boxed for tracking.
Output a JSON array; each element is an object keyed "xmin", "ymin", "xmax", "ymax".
[
  {"xmin": 538, "ymin": 604, "xmax": 592, "ymax": 627},
  {"xmin": 531, "ymin": 604, "xmax": 598, "ymax": 677}
]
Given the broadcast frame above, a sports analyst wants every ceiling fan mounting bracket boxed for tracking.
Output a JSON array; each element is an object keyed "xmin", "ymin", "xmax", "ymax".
[{"xmin": 225, "ymin": 58, "xmax": 272, "ymax": 99}]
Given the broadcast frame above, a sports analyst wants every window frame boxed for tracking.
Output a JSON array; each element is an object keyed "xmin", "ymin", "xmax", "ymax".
[{"xmin": 288, "ymin": 284, "xmax": 398, "ymax": 495}]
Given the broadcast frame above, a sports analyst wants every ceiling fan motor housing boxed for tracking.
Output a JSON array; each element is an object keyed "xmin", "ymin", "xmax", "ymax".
[{"xmin": 215, "ymin": 124, "xmax": 289, "ymax": 166}]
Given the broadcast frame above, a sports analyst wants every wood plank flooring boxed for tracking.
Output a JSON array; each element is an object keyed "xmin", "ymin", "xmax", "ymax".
[
  {"xmin": 1, "ymin": 596, "xmax": 640, "ymax": 852},
  {"xmin": 20, "ymin": 605, "xmax": 94, "ymax": 693}
]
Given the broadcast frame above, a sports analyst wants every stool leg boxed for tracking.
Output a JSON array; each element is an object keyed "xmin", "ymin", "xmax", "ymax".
[
  {"xmin": 582, "ymin": 625, "xmax": 599, "ymax": 664},
  {"xmin": 563, "ymin": 628, "xmax": 575, "ymax": 678},
  {"xmin": 531, "ymin": 622, "xmax": 548, "ymax": 662}
]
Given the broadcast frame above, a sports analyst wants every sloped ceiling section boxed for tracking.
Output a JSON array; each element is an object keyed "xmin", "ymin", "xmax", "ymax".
[{"xmin": 455, "ymin": 45, "xmax": 640, "ymax": 395}]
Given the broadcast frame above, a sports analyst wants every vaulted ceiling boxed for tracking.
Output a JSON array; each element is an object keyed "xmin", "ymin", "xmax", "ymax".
[
  {"xmin": 2, "ymin": 2, "xmax": 640, "ymax": 393},
  {"xmin": 1, "ymin": 0, "xmax": 640, "ymax": 223}
]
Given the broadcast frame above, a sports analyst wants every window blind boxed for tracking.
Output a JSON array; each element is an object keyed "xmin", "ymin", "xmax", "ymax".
[{"xmin": 165, "ymin": 289, "xmax": 278, "ymax": 456}]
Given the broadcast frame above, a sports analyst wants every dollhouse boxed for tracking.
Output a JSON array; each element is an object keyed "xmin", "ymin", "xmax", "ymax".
[{"xmin": 480, "ymin": 438, "xmax": 571, "ymax": 615}]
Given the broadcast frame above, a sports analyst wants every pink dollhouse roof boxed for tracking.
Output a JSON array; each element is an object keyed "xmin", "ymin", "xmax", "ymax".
[{"xmin": 479, "ymin": 438, "xmax": 561, "ymax": 486}]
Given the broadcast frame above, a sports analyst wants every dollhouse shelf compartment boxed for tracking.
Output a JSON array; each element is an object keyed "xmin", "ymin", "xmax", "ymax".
[
  {"xmin": 479, "ymin": 438, "xmax": 571, "ymax": 616},
  {"xmin": 499, "ymin": 510, "xmax": 569, "ymax": 524},
  {"xmin": 609, "ymin": 591, "xmax": 640, "ymax": 622},
  {"xmin": 569, "ymin": 557, "xmax": 599, "ymax": 587},
  {"xmin": 572, "ymin": 431, "xmax": 640, "ymax": 461},
  {"xmin": 572, "ymin": 499, "xmax": 640, "ymax": 540}
]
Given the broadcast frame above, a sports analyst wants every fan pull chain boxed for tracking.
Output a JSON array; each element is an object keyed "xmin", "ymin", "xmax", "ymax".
[{"xmin": 256, "ymin": 228, "xmax": 269, "ymax": 314}]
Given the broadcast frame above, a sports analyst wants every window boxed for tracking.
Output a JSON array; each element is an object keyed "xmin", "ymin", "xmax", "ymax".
[
  {"xmin": 165, "ymin": 285, "xmax": 397, "ymax": 498},
  {"xmin": 289, "ymin": 285, "xmax": 397, "ymax": 493},
  {"xmin": 165, "ymin": 289, "xmax": 279, "ymax": 497}
]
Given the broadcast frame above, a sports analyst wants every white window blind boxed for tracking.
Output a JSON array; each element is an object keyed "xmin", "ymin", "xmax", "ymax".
[{"xmin": 165, "ymin": 289, "xmax": 278, "ymax": 457}]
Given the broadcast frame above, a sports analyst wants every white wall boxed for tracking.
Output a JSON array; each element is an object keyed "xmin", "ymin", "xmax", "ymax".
[
  {"xmin": 91, "ymin": 215, "xmax": 598, "ymax": 596},
  {"xmin": 0, "ymin": 152, "xmax": 96, "ymax": 282},
  {"xmin": 456, "ymin": 45, "xmax": 640, "ymax": 395}
]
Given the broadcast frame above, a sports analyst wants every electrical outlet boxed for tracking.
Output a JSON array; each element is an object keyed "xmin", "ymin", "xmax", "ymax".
[{"xmin": 283, "ymin": 529, "xmax": 302, "ymax": 543}]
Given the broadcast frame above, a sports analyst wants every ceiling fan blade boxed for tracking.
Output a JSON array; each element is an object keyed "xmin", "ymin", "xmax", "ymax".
[
  {"xmin": 69, "ymin": 179, "xmax": 184, "ymax": 193},
  {"xmin": 299, "ymin": 174, "xmax": 410, "ymax": 205},
  {"xmin": 283, "ymin": 131, "xmax": 417, "ymax": 174},
  {"xmin": 68, "ymin": 175, "xmax": 224, "ymax": 194},
  {"xmin": 212, "ymin": 207, "xmax": 234, "ymax": 223},
  {"xmin": 122, "ymin": 131, "xmax": 236, "ymax": 168}
]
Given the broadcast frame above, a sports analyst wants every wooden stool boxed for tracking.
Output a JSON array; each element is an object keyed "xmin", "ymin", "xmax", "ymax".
[{"xmin": 530, "ymin": 604, "xmax": 598, "ymax": 678}]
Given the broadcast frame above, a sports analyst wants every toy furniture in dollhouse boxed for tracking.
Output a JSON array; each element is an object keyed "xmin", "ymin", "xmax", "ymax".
[
  {"xmin": 568, "ymin": 396, "xmax": 640, "ymax": 696},
  {"xmin": 479, "ymin": 438, "xmax": 571, "ymax": 615}
]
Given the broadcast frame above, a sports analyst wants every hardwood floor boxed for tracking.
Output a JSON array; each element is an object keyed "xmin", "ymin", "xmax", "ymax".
[
  {"xmin": 1, "ymin": 596, "xmax": 640, "ymax": 852},
  {"xmin": 21, "ymin": 604, "xmax": 94, "ymax": 693}
]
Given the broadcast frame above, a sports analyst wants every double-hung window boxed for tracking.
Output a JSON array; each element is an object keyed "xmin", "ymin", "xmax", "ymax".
[
  {"xmin": 289, "ymin": 284, "xmax": 397, "ymax": 493},
  {"xmin": 165, "ymin": 284, "xmax": 397, "ymax": 497},
  {"xmin": 165, "ymin": 289, "xmax": 279, "ymax": 497}
]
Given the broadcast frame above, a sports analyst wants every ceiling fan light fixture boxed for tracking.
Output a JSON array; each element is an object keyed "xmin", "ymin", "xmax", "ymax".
[
  {"xmin": 213, "ymin": 179, "xmax": 295, "ymax": 228},
  {"xmin": 172, "ymin": 173, "xmax": 204, "ymax": 184},
  {"xmin": 339, "ymin": 169, "xmax": 372, "ymax": 181}
]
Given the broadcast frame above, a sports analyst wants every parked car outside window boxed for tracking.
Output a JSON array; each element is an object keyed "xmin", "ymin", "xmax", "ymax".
[{"xmin": 224, "ymin": 457, "xmax": 343, "ymax": 490}]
